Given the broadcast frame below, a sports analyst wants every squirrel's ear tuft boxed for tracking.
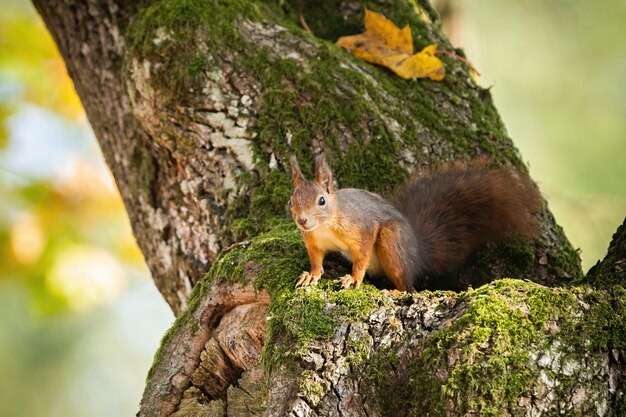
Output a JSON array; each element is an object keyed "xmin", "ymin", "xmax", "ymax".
[
  {"xmin": 315, "ymin": 154, "xmax": 333, "ymax": 193},
  {"xmin": 289, "ymin": 155, "xmax": 305, "ymax": 187}
]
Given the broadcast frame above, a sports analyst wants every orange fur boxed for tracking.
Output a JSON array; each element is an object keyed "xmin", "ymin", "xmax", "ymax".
[
  {"xmin": 289, "ymin": 155, "xmax": 543, "ymax": 290},
  {"xmin": 375, "ymin": 222, "xmax": 412, "ymax": 291}
]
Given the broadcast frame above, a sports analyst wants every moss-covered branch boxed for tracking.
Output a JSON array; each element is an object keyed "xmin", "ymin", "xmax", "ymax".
[{"xmin": 141, "ymin": 225, "xmax": 625, "ymax": 416}]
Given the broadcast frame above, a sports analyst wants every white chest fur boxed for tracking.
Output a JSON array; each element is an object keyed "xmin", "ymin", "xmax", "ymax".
[{"xmin": 309, "ymin": 225, "xmax": 349, "ymax": 252}]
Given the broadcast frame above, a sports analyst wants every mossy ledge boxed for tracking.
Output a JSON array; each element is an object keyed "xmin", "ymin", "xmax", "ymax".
[{"xmin": 143, "ymin": 224, "xmax": 626, "ymax": 416}]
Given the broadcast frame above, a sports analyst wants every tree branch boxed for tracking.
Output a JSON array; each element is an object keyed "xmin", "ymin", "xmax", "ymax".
[{"xmin": 140, "ymin": 227, "xmax": 626, "ymax": 416}]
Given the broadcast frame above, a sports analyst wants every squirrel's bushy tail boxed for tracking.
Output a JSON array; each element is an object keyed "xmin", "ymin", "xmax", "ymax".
[{"xmin": 392, "ymin": 159, "xmax": 543, "ymax": 277}]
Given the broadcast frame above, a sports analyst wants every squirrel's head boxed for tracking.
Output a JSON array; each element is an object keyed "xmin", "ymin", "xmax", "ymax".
[{"xmin": 288, "ymin": 154, "xmax": 337, "ymax": 233}]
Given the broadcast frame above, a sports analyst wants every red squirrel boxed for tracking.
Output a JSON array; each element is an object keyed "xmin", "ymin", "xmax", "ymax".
[{"xmin": 288, "ymin": 155, "xmax": 542, "ymax": 291}]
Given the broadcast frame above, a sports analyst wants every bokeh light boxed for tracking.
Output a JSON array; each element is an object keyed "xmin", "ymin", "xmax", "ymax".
[{"xmin": 0, "ymin": 1, "xmax": 173, "ymax": 416}]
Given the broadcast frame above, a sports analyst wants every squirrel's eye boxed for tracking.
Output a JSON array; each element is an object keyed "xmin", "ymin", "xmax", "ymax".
[
  {"xmin": 318, "ymin": 196, "xmax": 326, "ymax": 206},
  {"xmin": 287, "ymin": 198, "xmax": 292, "ymax": 207}
]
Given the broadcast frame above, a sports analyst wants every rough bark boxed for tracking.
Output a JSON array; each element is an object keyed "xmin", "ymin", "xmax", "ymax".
[
  {"xmin": 30, "ymin": 0, "xmax": 624, "ymax": 416},
  {"xmin": 138, "ymin": 227, "xmax": 626, "ymax": 417}
]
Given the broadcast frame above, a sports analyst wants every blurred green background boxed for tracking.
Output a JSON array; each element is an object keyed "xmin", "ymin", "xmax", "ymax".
[
  {"xmin": 442, "ymin": 0, "xmax": 626, "ymax": 268},
  {"xmin": 0, "ymin": 0, "xmax": 624, "ymax": 416},
  {"xmin": 0, "ymin": 1, "xmax": 173, "ymax": 416}
]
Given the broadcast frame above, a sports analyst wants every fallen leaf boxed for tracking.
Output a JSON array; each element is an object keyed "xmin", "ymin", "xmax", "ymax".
[
  {"xmin": 336, "ymin": 9, "xmax": 445, "ymax": 81},
  {"xmin": 394, "ymin": 44, "xmax": 445, "ymax": 81}
]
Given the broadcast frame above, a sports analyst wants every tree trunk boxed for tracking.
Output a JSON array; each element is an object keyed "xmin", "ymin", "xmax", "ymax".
[{"xmin": 32, "ymin": 0, "xmax": 624, "ymax": 416}]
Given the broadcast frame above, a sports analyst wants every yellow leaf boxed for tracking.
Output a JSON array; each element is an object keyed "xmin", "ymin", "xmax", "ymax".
[
  {"xmin": 394, "ymin": 44, "xmax": 445, "ymax": 81},
  {"xmin": 336, "ymin": 9, "xmax": 445, "ymax": 81}
]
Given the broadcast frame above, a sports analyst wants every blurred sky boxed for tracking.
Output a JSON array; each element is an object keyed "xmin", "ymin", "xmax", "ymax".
[{"xmin": 0, "ymin": 0, "xmax": 624, "ymax": 416}]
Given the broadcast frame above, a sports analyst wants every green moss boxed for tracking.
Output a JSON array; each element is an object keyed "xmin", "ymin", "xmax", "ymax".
[
  {"xmin": 299, "ymin": 370, "xmax": 327, "ymax": 401},
  {"xmin": 264, "ymin": 280, "xmax": 393, "ymax": 365},
  {"xmin": 574, "ymin": 285, "xmax": 626, "ymax": 353},
  {"xmin": 268, "ymin": 275, "xmax": 387, "ymax": 354},
  {"xmin": 363, "ymin": 279, "xmax": 623, "ymax": 416},
  {"xmin": 200, "ymin": 222, "xmax": 394, "ymax": 369},
  {"xmin": 268, "ymin": 283, "xmax": 339, "ymax": 354},
  {"xmin": 249, "ymin": 43, "xmax": 412, "ymax": 193},
  {"xmin": 345, "ymin": 334, "xmax": 373, "ymax": 367},
  {"xmin": 224, "ymin": 169, "xmax": 293, "ymax": 242},
  {"xmin": 129, "ymin": 1, "xmax": 215, "ymax": 51},
  {"xmin": 126, "ymin": 0, "xmax": 262, "ymax": 100},
  {"xmin": 203, "ymin": 0, "xmax": 520, "ymax": 196},
  {"xmin": 416, "ymin": 280, "xmax": 549, "ymax": 415},
  {"xmin": 265, "ymin": 283, "xmax": 388, "ymax": 368}
]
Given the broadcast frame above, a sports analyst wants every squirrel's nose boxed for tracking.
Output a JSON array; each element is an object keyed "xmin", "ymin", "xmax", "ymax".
[{"xmin": 298, "ymin": 217, "xmax": 308, "ymax": 227}]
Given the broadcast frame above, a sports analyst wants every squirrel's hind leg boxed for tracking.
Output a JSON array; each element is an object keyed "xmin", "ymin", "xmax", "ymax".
[{"xmin": 375, "ymin": 223, "xmax": 414, "ymax": 291}]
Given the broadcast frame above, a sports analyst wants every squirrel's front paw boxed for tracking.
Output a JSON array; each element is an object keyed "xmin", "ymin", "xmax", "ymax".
[
  {"xmin": 339, "ymin": 274, "xmax": 360, "ymax": 289},
  {"xmin": 296, "ymin": 271, "xmax": 321, "ymax": 287}
]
